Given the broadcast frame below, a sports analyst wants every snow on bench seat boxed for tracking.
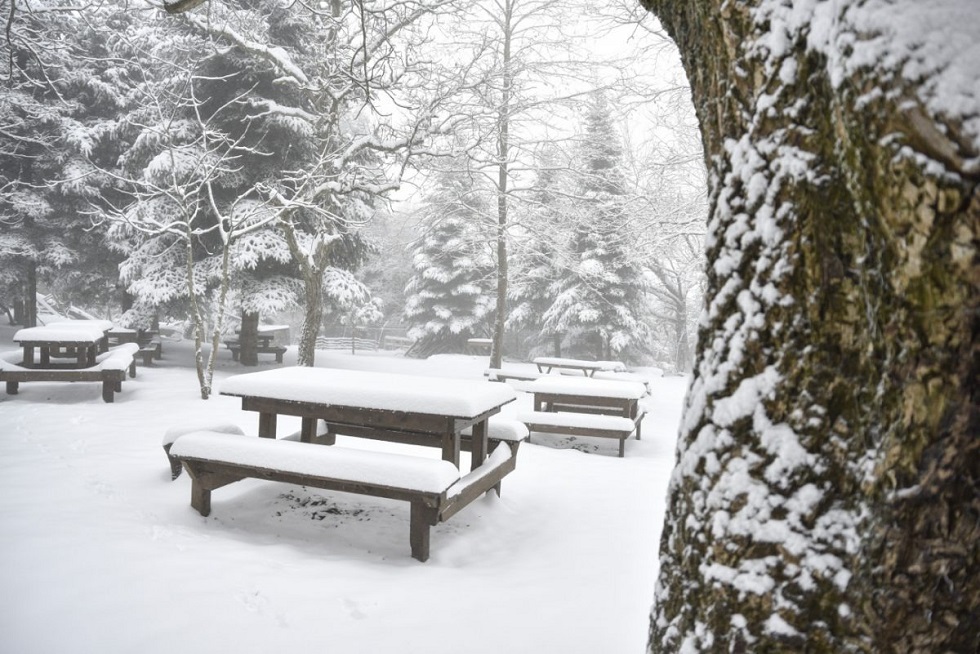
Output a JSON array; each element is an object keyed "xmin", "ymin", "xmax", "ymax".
[
  {"xmin": 162, "ymin": 422, "xmax": 246, "ymax": 480},
  {"xmin": 485, "ymin": 368, "xmax": 545, "ymax": 383},
  {"xmin": 519, "ymin": 410, "xmax": 641, "ymax": 458},
  {"xmin": 170, "ymin": 431, "xmax": 461, "ymax": 494},
  {"xmin": 168, "ymin": 431, "xmax": 521, "ymax": 561},
  {"xmin": 462, "ymin": 417, "xmax": 530, "ymax": 443},
  {"xmin": 100, "ymin": 343, "xmax": 140, "ymax": 372}
]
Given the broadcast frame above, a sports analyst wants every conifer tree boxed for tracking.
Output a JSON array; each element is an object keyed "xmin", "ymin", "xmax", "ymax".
[
  {"xmin": 404, "ymin": 170, "xmax": 494, "ymax": 358},
  {"xmin": 542, "ymin": 90, "xmax": 649, "ymax": 360}
]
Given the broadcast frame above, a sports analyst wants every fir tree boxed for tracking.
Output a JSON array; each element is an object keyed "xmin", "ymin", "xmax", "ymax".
[
  {"xmin": 541, "ymin": 90, "xmax": 649, "ymax": 361},
  {"xmin": 404, "ymin": 170, "xmax": 494, "ymax": 358}
]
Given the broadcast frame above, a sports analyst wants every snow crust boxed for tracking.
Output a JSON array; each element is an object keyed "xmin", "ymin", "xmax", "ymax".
[
  {"xmin": 220, "ymin": 366, "xmax": 516, "ymax": 418},
  {"xmin": 169, "ymin": 430, "xmax": 461, "ymax": 494}
]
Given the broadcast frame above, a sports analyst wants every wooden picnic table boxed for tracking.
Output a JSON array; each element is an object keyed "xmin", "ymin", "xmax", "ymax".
[
  {"xmin": 219, "ymin": 367, "xmax": 517, "ymax": 470},
  {"xmin": 13, "ymin": 324, "xmax": 107, "ymax": 369},
  {"xmin": 528, "ymin": 376, "xmax": 646, "ymax": 419},
  {"xmin": 532, "ymin": 356, "xmax": 627, "ymax": 377}
]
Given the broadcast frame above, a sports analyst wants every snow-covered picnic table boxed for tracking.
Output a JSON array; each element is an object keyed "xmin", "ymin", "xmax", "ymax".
[
  {"xmin": 219, "ymin": 367, "xmax": 517, "ymax": 469},
  {"xmin": 527, "ymin": 376, "xmax": 647, "ymax": 418},
  {"xmin": 532, "ymin": 356, "xmax": 627, "ymax": 376},
  {"xmin": 519, "ymin": 376, "xmax": 648, "ymax": 457},
  {"xmin": 13, "ymin": 323, "xmax": 109, "ymax": 368}
]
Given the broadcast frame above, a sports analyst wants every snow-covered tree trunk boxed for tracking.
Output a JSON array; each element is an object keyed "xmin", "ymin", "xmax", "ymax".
[{"xmin": 641, "ymin": 0, "xmax": 979, "ymax": 652}]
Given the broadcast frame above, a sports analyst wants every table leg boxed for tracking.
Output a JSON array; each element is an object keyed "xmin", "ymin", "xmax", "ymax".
[
  {"xmin": 441, "ymin": 430, "xmax": 461, "ymax": 468},
  {"xmin": 258, "ymin": 412, "xmax": 277, "ymax": 438},
  {"xmin": 470, "ymin": 420, "xmax": 488, "ymax": 470},
  {"xmin": 21, "ymin": 345, "xmax": 33, "ymax": 367},
  {"xmin": 39, "ymin": 347, "xmax": 49, "ymax": 367},
  {"xmin": 300, "ymin": 417, "xmax": 317, "ymax": 443}
]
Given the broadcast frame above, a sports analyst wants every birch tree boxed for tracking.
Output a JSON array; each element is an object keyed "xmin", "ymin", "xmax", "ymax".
[{"xmin": 641, "ymin": 0, "xmax": 979, "ymax": 651}]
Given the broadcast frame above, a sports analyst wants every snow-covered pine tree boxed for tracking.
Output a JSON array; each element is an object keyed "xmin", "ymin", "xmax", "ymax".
[
  {"xmin": 508, "ymin": 147, "xmax": 568, "ymax": 357},
  {"xmin": 541, "ymin": 90, "xmax": 649, "ymax": 361},
  {"xmin": 0, "ymin": 4, "xmax": 137, "ymax": 323},
  {"xmin": 404, "ymin": 170, "xmax": 494, "ymax": 358}
]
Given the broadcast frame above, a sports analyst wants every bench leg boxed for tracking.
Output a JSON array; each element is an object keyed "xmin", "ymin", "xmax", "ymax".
[
  {"xmin": 275, "ymin": 351, "xmax": 284, "ymax": 363},
  {"xmin": 5, "ymin": 381, "xmax": 18, "ymax": 395},
  {"xmin": 190, "ymin": 480, "xmax": 212, "ymax": 516},
  {"xmin": 619, "ymin": 438, "xmax": 625, "ymax": 458},
  {"xmin": 129, "ymin": 361, "xmax": 136, "ymax": 377},
  {"xmin": 102, "ymin": 380, "xmax": 115, "ymax": 403},
  {"xmin": 163, "ymin": 444, "xmax": 182, "ymax": 480},
  {"xmin": 409, "ymin": 502, "xmax": 434, "ymax": 562}
]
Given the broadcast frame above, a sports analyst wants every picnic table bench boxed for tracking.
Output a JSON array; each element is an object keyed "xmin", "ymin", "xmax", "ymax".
[
  {"xmin": 0, "ymin": 343, "xmax": 139, "ymax": 403},
  {"xmin": 169, "ymin": 430, "xmax": 520, "ymax": 561},
  {"xmin": 485, "ymin": 368, "xmax": 545, "ymax": 383},
  {"xmin": 224, "ymin": 337, "xmax": 287, "ymax": 363}
]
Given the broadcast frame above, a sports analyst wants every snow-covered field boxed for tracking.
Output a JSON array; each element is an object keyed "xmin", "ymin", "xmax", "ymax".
[{"xmin": 0, "ymin": 325, "xmax": 685, "ymax": 654}]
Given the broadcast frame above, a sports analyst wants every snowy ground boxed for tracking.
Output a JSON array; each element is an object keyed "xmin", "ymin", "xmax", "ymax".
[{"xmin": 0, "ymin": 325, "xmax": 685, "ymax": 654}]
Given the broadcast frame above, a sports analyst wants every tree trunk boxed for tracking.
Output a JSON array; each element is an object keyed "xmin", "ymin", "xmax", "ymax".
[
  {"xmin": 489, "ymin": 1, "xmax": 514, "ymax": 371},
  {"xmin": 239, "ymin": 310, "xmax": 259, "ymax": 366},
  {"xmin": 640, "ymin": 1, "xmax": 979, "ymax": 652},
  {"xmin": 25, "ymin": 260, "xmax": 38, "ymax": 327},
  {"xmin": 296, "ymin": 274, "xmax": 323, "ymax": 367}
]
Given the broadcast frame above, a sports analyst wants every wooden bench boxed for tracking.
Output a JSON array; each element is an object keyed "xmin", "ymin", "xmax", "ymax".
[
  {"xmin": 0, "ymin": 343, "xmax": 139, "ymax": 403},
  {"xmin": 225, "ymin": 340, "xmax": 287, "ymax": 363},
  {"xmin": 162, "ymin": 421, "xmax": 335, "ymax": 480},
  {"xmin": 519, "ymin": 410, "xmax": 645, "ymax": 457},
  {"xmin": 137, "ymin": 339, "xmax": 162, "ymax": 365},
  {"xmin": 168, "ymin": 431, "xmax": 519, "ymax": 561}
]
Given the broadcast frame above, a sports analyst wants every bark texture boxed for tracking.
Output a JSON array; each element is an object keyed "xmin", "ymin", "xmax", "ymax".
[{"xmin": 640, "ymin": 1, "xmax": 979, "ymax": 652}]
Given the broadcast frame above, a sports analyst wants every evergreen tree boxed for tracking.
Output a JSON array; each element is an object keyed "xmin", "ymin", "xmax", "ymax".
[
  {"xmin": 541, "ymin": 90, "xmax": 649, "ymax": 361},
  {"xmin": 507, "ymin": 147, "xmax": 567, "ymax": 356},
  {"xmin": 0, "ymin": 4, "xmax": 137, "ymax": 323},
  {"xmin": 404, "ymin": 170, "xmax": 494, "ymax": 358}
]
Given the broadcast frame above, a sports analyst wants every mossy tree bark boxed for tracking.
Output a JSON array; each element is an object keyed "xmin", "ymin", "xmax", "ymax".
[{"xmin": 639, "ymin": 1, "xmax": 979, "ymax": 652}]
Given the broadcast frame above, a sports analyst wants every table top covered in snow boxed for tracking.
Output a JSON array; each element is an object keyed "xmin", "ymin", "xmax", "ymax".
[
  {"xmin": 14, "ymin": 324, "xmax": 107, "ymax": 343},
  {"xmin": 532, "ymin": 357, "xmax": 627, "ymax": 373},
  {"xmin": 220, "ymin": 366, "xmax": 517, "ymax": 418},
  {"xmin": 528, "ymin": 375, "xmax": 647, "ymax": 400}
]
